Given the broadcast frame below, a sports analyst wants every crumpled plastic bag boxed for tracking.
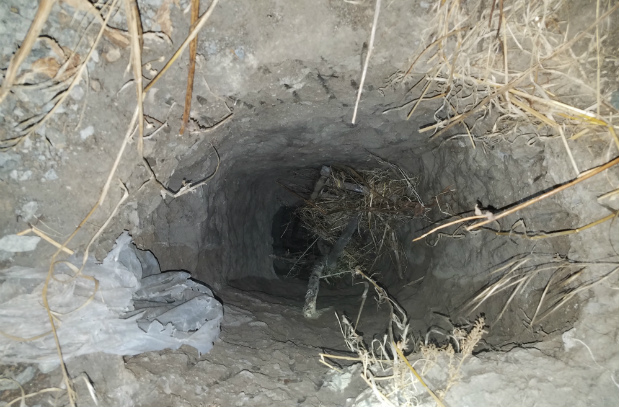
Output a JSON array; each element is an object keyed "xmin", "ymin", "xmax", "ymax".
[{"xmin": 0, "ymin": 231, "xmax": 223, "ymax": 373}]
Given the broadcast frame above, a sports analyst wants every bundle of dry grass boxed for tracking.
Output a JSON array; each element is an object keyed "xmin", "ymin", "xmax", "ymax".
[
  {"xmin": 387, "ymin": 0, "xmax": 619, "ymax": 165},
  {"xmin": 297, "ymin": 164, "xmax": 430, "ymax": 279}
]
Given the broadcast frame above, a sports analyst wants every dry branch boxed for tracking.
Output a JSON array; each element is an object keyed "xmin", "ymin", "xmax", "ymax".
[
  {"xmin": 125, "ymin": 0, "xmax": 144, "ymax": 155},
  {"xmin": 412, "ymin": 155, "xmax": 619, "ymax": 242},
  {"xmin": 144, "ymin": 0, "xmax": 220, "ymax": 94},
  {"xmin": 179, "ymin": 0, "xmax": 200, "ymax": 136},
  {"xmin": 488, "ymin": 210, "xmax": 619, "ymax": 240},
  {"xmin": 303, "ymin": 216, "xmax": 360, "ymax": 318},
  {"xmin": 467, "ymin": 155, "xmax": 619, "ymax": 230},
  {"xmin": 352, "ymin": 0, "xmax": 381, "ymax": 124},
  {"xmin": 0, "ymin": 0, "xmax": 57, "ymax": 104}
]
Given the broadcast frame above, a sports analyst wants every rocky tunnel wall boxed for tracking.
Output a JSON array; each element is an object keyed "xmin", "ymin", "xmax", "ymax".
[{"xmin": 137, "ymin": 101, "xmax": 437, "ymax": 286}]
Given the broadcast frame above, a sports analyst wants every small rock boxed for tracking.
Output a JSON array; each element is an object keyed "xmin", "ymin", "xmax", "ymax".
[
  {"xmin": 10, "ymin": 170, "xmax": 32, "ymax": 181},
  {"xmin": 235, "ymin": 47, "xmax": 245, "ymax": 60},
  {"xmin": 70, "ymin": 85, "xmax": 84, "ymax": 101},
  {"xmin": 45, "ymin": 169, "xmax": 58, "ymax": 180},
  {"xmin": 105, "ymin": 48, "xmax": 121, "ymax": 63},
  {"xmin": 80, "ymin": 125, "xmax": 95, "ymax": 140},
  {"xmin": 91, "ymin": 79, "xmax": 101, "ymax": 92},
  {"xmin": 18, "ymin": 201, "xmax": 39, "ymax": 222},
  {"xmin": 0, "ymin": 235, "xmax": 41, "ymax": 252}
]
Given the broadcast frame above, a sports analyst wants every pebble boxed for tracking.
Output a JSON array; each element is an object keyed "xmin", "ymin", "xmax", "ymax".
[{"xmin": 80, "ymin": 125, "xmax": 95, "ymax": 140}]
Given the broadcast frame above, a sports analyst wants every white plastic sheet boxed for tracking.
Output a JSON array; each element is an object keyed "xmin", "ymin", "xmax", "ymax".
[{"xmin": 0, "ymin": 232, "xmax": 223, "ymax": 372}]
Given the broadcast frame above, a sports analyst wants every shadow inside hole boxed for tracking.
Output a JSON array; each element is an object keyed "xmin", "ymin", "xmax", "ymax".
[{"xmin": 271, "ymin": 206, "xmax": 319, "ymax": 280}]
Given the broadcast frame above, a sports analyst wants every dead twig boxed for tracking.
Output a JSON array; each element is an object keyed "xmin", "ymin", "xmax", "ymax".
[
  {"xmin": 487, "ymin": 210, "xmax": 619, "ymax": 240},
  {"xmin": 413, "ymin": 215, "xmax": 485, "ymax": 242},
  {"xmin": 17, "ymin": 226, "xmax": 74, "ymax": 255},
  {"xmin": 352, "ymin": 0, "xmax": 381, "ymax": 124},
  {"xmin": 0, "ymin": 0, "xmax": 57, "ymax": 104},
  {"xmin": 467, "ymin": 156, "xmax": 619, "ymax": 231},
  {"xmin": 124, "ymin": 0, "xmax": 144, "ymax": 155},
  {"xmin": 179, "ymin": 0, "xmax": 200, "ymax": 136},
  {"xmin": 144, "ymin": 0, "xmax": 220, "ymax": 94}
]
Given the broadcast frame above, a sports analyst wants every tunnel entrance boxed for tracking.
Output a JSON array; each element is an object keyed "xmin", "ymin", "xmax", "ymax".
[{"xmin": 2, "ymin": 0, "xmax": 616, "ymax": 405}]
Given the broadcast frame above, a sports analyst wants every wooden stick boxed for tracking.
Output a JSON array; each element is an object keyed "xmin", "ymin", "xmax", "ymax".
[
  {"xmin": 0, "ymin": 0, "xmax": 56, "ymax": 104},
  {"xmin": 304, "ymin": 216, "xmax": 359, "ymax": 318},
  {"xmin": 352, "ymin": 0, "xmax": 381, "ymax": 124},
  {"xmin": 179, "ymin": 0, "xmax": 200, "ymax": 136},
  {"xmin": 467, "ymin": 155, "xmax": 619, "ymax": 231},
  {"xmin": 124, "ymin": 0, "xmax": 144, "ymax": 154},
  {"xmin": 144, "ymin": 0, "xmax": 219, "ymax": 94}
]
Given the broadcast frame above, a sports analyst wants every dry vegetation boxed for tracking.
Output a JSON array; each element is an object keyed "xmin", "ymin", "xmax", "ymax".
[
  {"xmin": 321, "ymin": 268, "xmax": 486, "ymax": 407},
  {"xmin": 295, "ymin": 163, "xmax": 437, "ymax": 280},
  {"xmin": 324, "ymin": 0, "xmax": 619, "ymax": 405},
  {"xmin": 398, "ymin": 0, "xmax": 619, "ymax": 335},
  {"xmin": 464, "ymin": 252, "xmax": 619, "ymax": 326},
  {"xmin": 389, "ymin": 0, "xmax": 619, "ymax": 155}
]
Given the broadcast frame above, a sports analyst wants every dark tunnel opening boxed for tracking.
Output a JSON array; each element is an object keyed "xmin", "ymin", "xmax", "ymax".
[{"xmin": 270, "ymin": 205, "xmax": 319, "ymax": 279}]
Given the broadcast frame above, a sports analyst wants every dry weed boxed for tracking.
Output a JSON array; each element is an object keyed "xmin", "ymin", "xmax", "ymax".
[
  {"xmin": 388, "ymin": 0, "xmax": 619, "ymax": 158},
  {"xmin": 464, "ymin": 253, "xmax": 619, "ymax": 326},
  {"xmin": 321, "ymin": 269, "xmax": 486, "ymax": 406},
  {"xmin": 294, "ymin": 163, "xmax": 441, "ymax": 279}
]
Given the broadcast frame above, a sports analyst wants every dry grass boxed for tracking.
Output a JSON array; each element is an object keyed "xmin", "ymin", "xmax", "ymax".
[
  {"xmin": 0, "ymin": 0, "xmax": 56, "ymax": 105},
  {"xmin": 143, "ymin": 0, "xmax": 220, "ymax": 94},
  {"xmin": 403, "ymin": 2, "xmax": 619, "ymax": 327},
  {"xmin": 389, "ymin": 0, "xmax": 619, "ymax": 157},
  {"xmin": 296, "ymin": 163, "xmax": 432, "ymax": 279},
  {"xmin": 125, "ymin": 0, "xmax": 144, "ymax": 155},
  {"xmin": 351, "ymin": 0, "xmax": 381, "ymax": 124},
  {"xmin": 1, "ymin": 0, "xmax": 617, "ymax": 404},
  {"xmin": 0, "ymin": 0, "xmax": 121, "ymax": 151},
  {"xmin": 418, "ymin": 317, "xmax": 486, "ymax": 400},
  {"xmin": 321, "ymin": 268, "xmax": 486, "ymax": 407},
  {"xmin": 464, "ymin": 253, "xmax": 619, "ymax": 326}
]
